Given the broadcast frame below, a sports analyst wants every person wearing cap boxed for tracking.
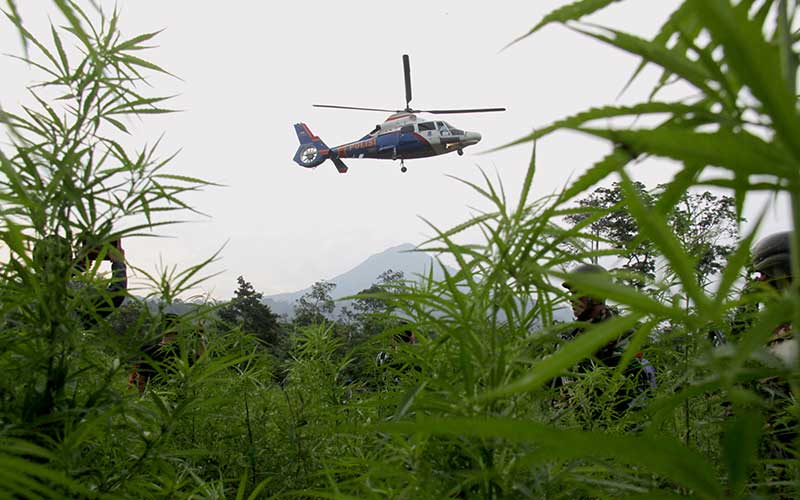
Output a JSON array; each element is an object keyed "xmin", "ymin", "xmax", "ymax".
[
  {"xmin": 746, "ymin": 231, "xmax": 796, "ymax": 469},
  {"xmin": 561, "ymin": 263, "xmax": 626, "ymax": 365},
  {"xmin": 562, "ymin": 263, "xmax": 615, "ymax": 315},
  {"xmin": 554, "ymin": 263, "xmax": 656, "ymax": 421},
  {"xmin": 751, "ymin": 231, "xmax": 795, "ymax": 362},
  {"xmin": 752, "ymin": 231, "xmax": 794, "ymax": 288}
]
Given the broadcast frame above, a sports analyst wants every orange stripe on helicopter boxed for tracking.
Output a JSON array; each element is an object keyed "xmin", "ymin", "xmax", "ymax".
[
  {"xmin": 301, "ymin": 123, "xmax": 320, "ymax": 141},
  {"xmin": 337, "ymin": 137, "xmax": 377, "ymax": 157},
  {"xmin": 385, "ymin": 114, "xmax": 414, "ymax": 122}
]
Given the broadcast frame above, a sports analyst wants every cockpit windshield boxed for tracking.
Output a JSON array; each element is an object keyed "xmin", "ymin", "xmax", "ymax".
[{"xmin": 444, "ymin": 122, "xmax": 464, "ymax": 135}]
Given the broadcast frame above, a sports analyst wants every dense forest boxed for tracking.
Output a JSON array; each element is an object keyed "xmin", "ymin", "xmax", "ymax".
[{"xmin": 1, "ymin": 1, "xmax": 798, "ymax": 498}]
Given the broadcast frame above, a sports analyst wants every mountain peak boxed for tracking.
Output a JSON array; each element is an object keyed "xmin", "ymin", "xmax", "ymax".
[{"xmin": 262, "ymin": 242, "xmax": 448, "ymax": 317}]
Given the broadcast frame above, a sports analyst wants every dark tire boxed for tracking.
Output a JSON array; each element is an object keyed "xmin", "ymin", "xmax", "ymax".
[
  {"xmin": 401, "ymin": 166, "xmax": 407, "ymax": 173},
  {"xmin": 457, "ymin": 149, "xmax": 464, "ymax": 156}
]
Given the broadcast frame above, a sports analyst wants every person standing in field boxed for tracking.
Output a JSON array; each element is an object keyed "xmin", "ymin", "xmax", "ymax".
[
  {"xmin": 747, "ymin": 231, "xmax": 796, "ymax": 466},
  {"xmin": 553, "ymin": 264, "xmax": 656, "ymax": 422},
  {"xmin": 21, "ymin": 234, "xmax": 128, "ymax": 434},
  {"xmin": 751, "ymin": 231, "xmax": 796, "ymax": 363}
]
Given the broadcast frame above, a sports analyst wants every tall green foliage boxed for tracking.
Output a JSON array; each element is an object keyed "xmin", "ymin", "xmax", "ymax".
[
  {"xmin": 363, "ymin": 1, "xmax": 799, "ymax": 497},
  {"xmin": 2, "ymin": 1, "xmax": 799, "ymax": 499},
  {"xmin": 0, "ymin": 3, "xmax": 235, "ymax": 498}
]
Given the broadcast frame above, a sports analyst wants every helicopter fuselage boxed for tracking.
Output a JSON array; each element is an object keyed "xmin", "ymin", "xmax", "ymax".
[{"xmin": 331, "ymin": 112, "xmax": 482, "ymax": 161}]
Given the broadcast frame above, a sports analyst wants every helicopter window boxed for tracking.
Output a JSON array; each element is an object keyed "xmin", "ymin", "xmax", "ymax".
[
  {"xmin": 436, "ymin": 121, "xmax": 448, "ymax": 132},
  {"xmin": 418, "ymin": 122, "xmax": 436, "ymax": 131},
  {"xmin": 445, "ymin": 122, "xmax": 465, "ymax": 135},
  {"xmin": 400, "ymin": 125, "xmax": 414, "ymax": 133}
]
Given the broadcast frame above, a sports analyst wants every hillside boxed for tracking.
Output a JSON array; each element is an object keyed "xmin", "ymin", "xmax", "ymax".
[{"xmin": 263, "ymin": 243, "xmax": 449, "ymax": 317}]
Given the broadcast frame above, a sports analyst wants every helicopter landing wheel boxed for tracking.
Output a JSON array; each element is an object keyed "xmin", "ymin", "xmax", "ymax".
[
  {"xmin": 457, "ymin": 148, "xmax": 464, "ymax": 156},
  {"xmin": 401, "ymin": 165, "xmax": 407, "ymax": 173}
]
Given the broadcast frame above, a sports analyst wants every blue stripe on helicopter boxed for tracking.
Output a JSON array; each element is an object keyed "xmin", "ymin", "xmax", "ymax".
[{"xmin": 333, "ymin": 131, "xmax": 433, "ymax": 159}]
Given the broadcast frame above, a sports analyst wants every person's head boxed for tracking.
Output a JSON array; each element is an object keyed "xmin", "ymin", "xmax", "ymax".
[
  {"xmin": 752, "ymin": 231, "xmax": 793, "ymax": 290},
  {"xmin": 562, "ymin": 263, "xmax": 610, "ymax": 321}
]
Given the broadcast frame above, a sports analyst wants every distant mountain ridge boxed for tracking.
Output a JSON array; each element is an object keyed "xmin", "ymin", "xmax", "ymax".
[{"xmin": 263, "ymin": 243, "xmax": 449, "ymax": 317}]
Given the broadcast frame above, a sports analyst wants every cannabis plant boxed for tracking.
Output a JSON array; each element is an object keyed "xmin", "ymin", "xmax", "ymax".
[
  {"xmin": 365, "ymin": 1, "xmax": 800, "ymax": 498},
  {"xmin": 0, "ymin": 2, "xmax": 226, "ymax": 497}
]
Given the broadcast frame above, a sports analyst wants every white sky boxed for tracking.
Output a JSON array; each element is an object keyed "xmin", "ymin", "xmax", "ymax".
[{"xmin": 0, "ymin": 1, "xmax": 791, "ymax": 299}]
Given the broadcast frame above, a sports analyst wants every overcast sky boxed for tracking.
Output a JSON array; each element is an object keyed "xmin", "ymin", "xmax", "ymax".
[{"xmin": 1, "ymin": 1, "xmax": 791, "ymax": 299}]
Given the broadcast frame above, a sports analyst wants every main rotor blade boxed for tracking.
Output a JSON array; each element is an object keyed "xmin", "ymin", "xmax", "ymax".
[
  {"xmin": 313, "ymin": 104, "xmax": 399, "ymax": 112},
  {"xmin": 403, "ymin": 54, "xmax": 412, "ymax": 111},
  {"xmin": 422, "ymin": 107, "xmax": 507, "ymax": 114}
]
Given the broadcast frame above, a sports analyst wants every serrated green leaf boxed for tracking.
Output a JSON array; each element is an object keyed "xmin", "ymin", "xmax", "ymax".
[
  {"xmin": 552, "ymin": 270, "xmax": 680, "ymax": 319},
  {"xmin": 3, "ymin": 12, "xmax": 59, "ymax": 70},
  {"xmin": 557, "ymin": 147, "xmax": 632, "ymax": 205},
  {"xmin": 618, "ymin": 172, "xmax": 710, "ymax": 312},
  {"xmin": 481, "ymin": 313, "xmax": 642, "ymax": 400},
  {"xmin": 53, "ymin": 0, "xmax": 91, "ymax": 49},
  {"xmin": 517, "ymin": 141, "xmax": 537, "ymax": 216},
  {"xmin": 381, "ymin": 416, "xmax": 723, "ymax": 499},
  {"xmin": 49, "ymin": 23, "xmax": 69, "ymax": 76},
  {"xmin": 110, "ymin": 107, "xmax": 177, "ymax": 115},
  {"xmin": 713, "ymin": 214, "xmax": 763, "ymax": 309},
  {"xmin": 103, "ymin": 115, "xmax": 129, "ymax": 133},
  {"xmin": 490, "ymin": 102, "xmax": 707, "ymax": 152},
  {"xmin": 509, "ymin": 0, "xmax": 620, "ymax": 47},
  {"xmin": 693, "ymin": 0, "xmax": 800, "ymax": 164},
  {"xmin": 114, "ymin": 29, "xmax": 163, "ymax": 53},
  {"xmin": 4, "ymin": 0, "xmax": 27, "ymax": 57},
  {"xmin": 570, "ymin": 24, "xmax": 719, "ymax": 99},
  {"xmin": 119, "ymin": 53, "xmax": 173, "ymax": 77},
  {"xmin": 621, "ymin": 1, "xmax": 699, "ymax": 97},
  {"xmin": 154, "ymin": 173, "xmax": 222, "ymax": 187},
  {"xmin": 578, "ymin": 126, "xmax": 797, "ymax": 181},
  {"xmin": 723, "ymin": 409, "xmax": 763, "ymax": 497},
  {"xmin": 653, "ymin": 162, "xmax": 703, "ymax": 215}
]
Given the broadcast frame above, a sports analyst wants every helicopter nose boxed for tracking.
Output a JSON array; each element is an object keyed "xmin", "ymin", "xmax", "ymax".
[{"xmin": 465, "ymin": 131, "xmax": 482, "ymax": 144}]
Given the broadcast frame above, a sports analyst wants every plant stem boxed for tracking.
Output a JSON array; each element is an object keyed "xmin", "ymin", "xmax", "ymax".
[
  {"xmin": 791, "ymin": 192, "xmax": 800, "ymax": 331},
  {"xmin": 244, "ymin": 389, "xmax": 256, "ymax": 487},
  {"xmin": 683, "ymin": 338, "xmax": 691, "ymax": 447}
]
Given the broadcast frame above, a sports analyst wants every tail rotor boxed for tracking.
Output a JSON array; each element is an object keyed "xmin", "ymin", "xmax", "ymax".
[{"xmin": 292, "ymin": 123, "xmax": 347, "ymax": 173}]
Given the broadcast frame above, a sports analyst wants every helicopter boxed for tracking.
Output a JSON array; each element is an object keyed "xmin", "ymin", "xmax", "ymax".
[{"xmin": 292, "ymin": 55, "xmax": 505, "ymax": 174}]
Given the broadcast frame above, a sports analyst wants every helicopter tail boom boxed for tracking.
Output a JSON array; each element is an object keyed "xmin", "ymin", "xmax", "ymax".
[{"xmin": 292, "ymin": 123, "xmax": 347, "ymax": 173}]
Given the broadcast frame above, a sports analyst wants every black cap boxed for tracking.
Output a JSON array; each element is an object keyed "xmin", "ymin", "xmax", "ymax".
[{"xmin": 752, "ymin": 231, "xmax": 792, "ymax": 276}]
